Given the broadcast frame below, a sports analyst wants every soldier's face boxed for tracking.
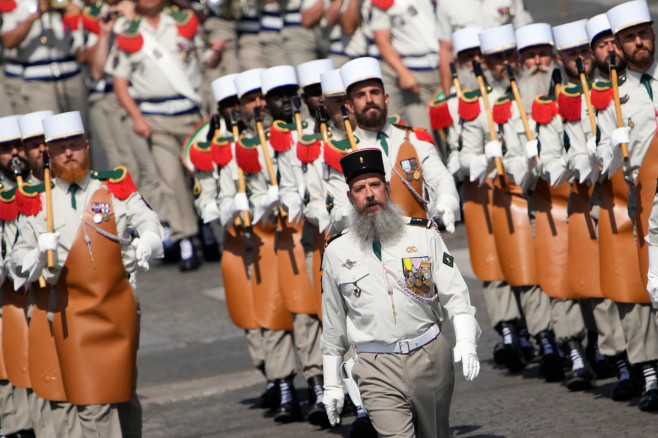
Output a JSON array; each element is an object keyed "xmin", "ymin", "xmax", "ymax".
[
  {"xmin": 240, "ymin": 90, "xmax": 266, "ymax": 126},
  {"xmin": 348, "ymin": 174, "xmax": 389, "ymax": 215},
  {"xmin": 520, "ymin": 45, "xmax": 554, "ymax": 71},
  {"xmin": 0, "ymin": 140, "xmax": 29, "ymax": 180},
  {"xmin": 325, "ymin": 94, "xmax": 349, "ymax": 128},
  {"xmin": 484, "ymin": 49, "xmax": 519, "ymax": 81},
  {"xmin": 616, "ymin": 23, "xmax": 655, "ymax": 70},
  {"xmin": 302, "ymin": 84, "xmax": 324, "ymax": 116},
  {"xmin": 265, "ymin": 86, "xmax": 298, "ymax": 122},
  {"xmin": 456, "ymin": 48, "xmax": 484, "ymax": 69},
  {"xmin": 558, "ymin": 45, "xmax": 593, "ymax": 80},
  {"xmin": 23, "ymin": 136, "xmax": 46, "ymax": 176},
  {"xmin": 48, "ymin": 136, "xmax": 90, "ymax": 183},
  {"xmin": 592, "ymin": 34, "xmax": 626, "ymax": 74},
  {"xmin": 137, "ymin": 0, "xmax": 163, "ymax": 14},
  {"xmin": 346, "ymin": 80, "xmax": 389, "ymax": 130}
]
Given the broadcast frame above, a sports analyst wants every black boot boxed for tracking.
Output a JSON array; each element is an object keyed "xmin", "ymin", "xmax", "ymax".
[
  {"xmin": 350, "ymin": 406, "xmax": 377, "ymax": 438},
  {"xmin": 178, "ymin": 237, "xmax": 201, "ymax": 272},
  {"xmin": 161, "ymin": 222, "xmax": 179, "ymax": 264},
  {"xmin": 564, "ymin": 339, "xmax": 594, "ymax": 391},
  {"xmin": 307, "ymin": 375, "xmax": 330, "ymax": 427},
  {"xmin": 273, "ymin": 377, "xmax": 302, "ymax": 423},
  {"xmin": 518, "ymin": 327, "xmax": 538, "ymax": 363},
  {"xmin": 493, "ymin": 321, "xmax": 526, "ymax": 371},
  {"xmin": 638, "ymin": 362, "xmax": 658, "ymax": 412},
  {"xmin": 199, "ymin": 221, "xmax": 221, "ymax": 262},
  {"xmin": 586, "ymin": 332, "xmax": 616, "ymax": 379},
  {"xmin": 259, "ymin": 380, "xmax": 279, "ymax": 410},
  {"xmin": 609, "ymin": 352, "xmax": 639, "ymax": 401},
  {"xmin": 536, "ymin": 330, "xmax": 564, "ymax": 382},
  {"xmin": 4, "ymin": 431, "xmax": 36, "ymax": 438}
]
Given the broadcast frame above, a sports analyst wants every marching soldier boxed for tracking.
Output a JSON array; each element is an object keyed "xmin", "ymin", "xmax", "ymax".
[{"xmin": 321, "ymin": 147, "xmax": 480, "ymax": 438}]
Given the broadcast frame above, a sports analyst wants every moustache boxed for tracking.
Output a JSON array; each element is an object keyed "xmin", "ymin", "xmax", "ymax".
[
  {"xmin": 364, "ymin": 103, "xmax": 382, "ymax": 112},
  {"xmin": 365, "ymin": 199, "xmax": 383, "ymax": 208}
]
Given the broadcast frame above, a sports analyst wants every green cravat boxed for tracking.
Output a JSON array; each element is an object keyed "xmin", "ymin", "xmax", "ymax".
[
  {"xmin": 641, "ymin": 73, "xmax": 654, "ymax": 101},
  {"xmin": 377, "ymin": 131, "xmax": 389, "ymax": 156},
  {"xmin": 69, "ymin": 183, "xmax": 79, "ymax": 210},
  {"xmin": 372, "ymin": 239, "xmax": 382, "ymax": 261}
]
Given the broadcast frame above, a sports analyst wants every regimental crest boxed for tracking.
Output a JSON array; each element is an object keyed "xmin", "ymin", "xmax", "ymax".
[{"xmin": 342, "ymin": 259, "xmax": 357, "ymax": 270}]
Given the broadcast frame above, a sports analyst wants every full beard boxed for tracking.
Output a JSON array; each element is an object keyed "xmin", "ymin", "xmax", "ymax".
[
  {"xmin": 595, "ymin": 55, "xmax": 627, "ymax": 76},
  {"xmin": 518, "ymin": 63, "xmax": 554, "ymax": 109},
  {"xmin": 355, "ymin": 103, "xmax": 388, "ymax": 129},
  {"xmin": 456, "ymin": 64, "xmax": 481, "ymax": 91},
  {"xmin": 349, "ymin": 199, "xmax": 406, "ymax": 246},
  {"xmin": 624, "ymin": 42, "xmax": 656, "ymax": 70},
  {"xmin": 52, "ymin": 155, "xmax": 90, "ymax": 183},
  {"xmin": 0, "ymin": 156, "xmax": 30, "ymax": 182}
]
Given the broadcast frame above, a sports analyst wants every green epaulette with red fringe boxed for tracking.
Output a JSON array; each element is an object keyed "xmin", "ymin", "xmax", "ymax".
[
  {"xmin": 211, "ymin": 135, "xmax": 234, "ymax": 168},
  {"xmin": 82, "ymin": 1, "xmax": 103, "ymax": 35},
  {"xmin": 388, "ymin": 114, "xmax": 405, "ymax": 126},
  {"xmin": 165, "ymin": 6, "xmax": 199, "ymax": 39},
  {"xmin": 458, "ymin": 88, "xmax": 484, "ymax": 121},
  {"xmin": 297, "ymin": 133, "xmax": 322, "ymax": 164},
  {"xmin": 269, "ymin": 120, "xmax": 294, "ymax": 152},
  {"xmin": 558, "ymin": 84, "xmax": 583, "ymax": 122},
  {"xmin": 189, "ymin": 139, "xmax": 215, "ymax": 172},
  {"xmin": 429, "ymin": 93, "xmax": 456, "ymax": 130},
  {"xmin": 0, "ymin": 186, "xmax": 18, "ymax": 222},
  {"xmin": 91, "ymin": 166, "xmax": 137, "ymax": 200},
  {"xmin": 532, "ymin": 94, "xmax": 558, "ymax": 125},
  {"xmin": 324, "ymin": 137, "xmax": 356, "ymax": 173},
  {"xmin": 492, "ymin": 93, "xmax": 514, "ymax": 125},
  {"xmin": 394, "ymin": 123, "xmax": 436, "ymax": 145},
  {"xmin": 116, "ymin": 18, "xmax": 143, "ymax": 53},
  {"xmin": 0, "ymin": 0, "xmax": 17, "ymax": 13},
  {"xmin": 16, "ymin": 182, "xmax": 51, "ymax": 217},
  {"xmin": 235, "ymin": 135, "xmax": 262, "ymax": 174}
]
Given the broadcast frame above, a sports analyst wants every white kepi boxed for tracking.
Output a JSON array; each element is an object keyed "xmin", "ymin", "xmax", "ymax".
[
  {"xmin": 234, "ymin": 68, "xmax": 266, "ymax": 99},
  {"xmin": 479, "ymin": 24, "xmax": 517, "ymax": 55},
  {"xmin": 261, "ymin": 65, "xmax": 298, "ymax": 96},
  {"xmin": 607, "ymin": 0, "xmax": 652, "ymax": 35},
  {"xmin": 321, "ymin": 69, "xmax": 346, "ymax": 97},
  {"xmin": 516, "ymin": 23, "xmax": 555, "ymax": 51},
  {"xmin": 452, "ymin": 26, "xmax": 484, "ymax": 55},
  {"xmin": 0, "ymin": 115, "xmax": 22, "ymax": 144},
  {"xmin": 18, "ymin": 110, "xmax": 55, "ymax": 140},
  {"xmin": 586, "ymin": 13, "xmax": 612, "ymax": 45},
  {"xmin": 43, "ymin": 111, "xmax": 85, "ymax": 143},
  {"xmin": 553, "ymin": 19, "xmax": 589, "ymax": 51},
  {"xmin": 211, "ymin": 73, "xmax": 239, "ymax": 103},
  {"xmin": 297, "ymin": 59, "xmax": 335, "ymax": 89},
  {"xmin": 340, "ymin": 57, "xmax": 382, "ymax": 91}
]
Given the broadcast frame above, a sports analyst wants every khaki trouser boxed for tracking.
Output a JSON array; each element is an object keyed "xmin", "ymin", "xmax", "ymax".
[
  {"xmin": 292, "ymin": 314, "xmax": 323, "ymax": 380},
  {"xmin": 259, "ymin": 30, "xmax": 285, "ymax": 68},
  {"xmin": 262, "ymin": 329, "xmax": 297, "ymax": 381},
  {"xmin": 20, "ymin": 74, "xmax": 88, "ymax": 124},
  {"xmin": 202, "ymin": 17, "xmax": 240, "ymax": 115},
  {"xmin": 0, "ymin": 381, "xmax": 32, "ymax": 434},
  {"xmin": 76, "ymin": 404, "xmax": 122, "ymax": 438},
  {"xmin": 237, "ymin": 33, "xmax": 265, "ymax": 70},
  {"xmin": 245, "ymin": 328, "xmax": 266, "ymax": 371},
  {"xmin": 482, "ymin": 280, "xmax": 521, "ymax": 329},
  {"xmin": 381, "ymin": 62, "xmax": 439, "ymax": 129},
  {"xmin": 584, "ymin": 298, "xmax": 627, "ymax": 357},
  {"xmin": 515, "ymin": 285, "xmax": 552, "ymax": 337},
  {"xmin": 2, "ymin": 75, "xmax": 26, "ymax": 114},
  {"xmin": 50, "ymin": 401, "xmax": 83, "ymax": 437},
  {"xmin": 617, "ymin": 302, "xmax": 658, "ymax": 365},
  {"xmin": 88, "ymin": 92, "xmax": 125, "ymax": 170},
  {"xmin": 352, "ymin": 334, "xmax": 454, "ymax": 438},
  {"xmin": 551, "ymin": 299, "xmax": 587, "ymax": 344},
  {"xmin": 0, "ymin": 71, "xmax": 14, "ymax": 116},
  {"xmin": 281, "ymin": 26, "xmax": 318, "ymax": 66},
  {"xmin": 328, "ymin": 53, "xmax": 349, "ymax": 69}
]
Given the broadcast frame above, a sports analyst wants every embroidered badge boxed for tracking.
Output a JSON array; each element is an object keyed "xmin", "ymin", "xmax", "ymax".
[
  {"xmin": 342, "ymin": 259, "xmax": 357, "ymax": 270},
  {"xmin": 443, "ymin": 252, "xmax": 454, "ymax": 268},
  {"xmin": 402, "ymin": 256, "xmax": 432, "ymax": 296}
]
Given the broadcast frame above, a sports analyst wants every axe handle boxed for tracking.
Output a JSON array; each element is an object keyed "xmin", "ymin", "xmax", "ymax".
[
  {"xmin": 476, "ymin": 73, "xmax": 505, "ymax": 177},
  {"xmin": 610, "ymin": 68, "xmax": 630, "ymax": 160}
]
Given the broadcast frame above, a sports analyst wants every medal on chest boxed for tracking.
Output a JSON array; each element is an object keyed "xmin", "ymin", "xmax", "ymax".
[{"xmin": 402, "ymin": 256, "xmax": 432, "ymax": 296}]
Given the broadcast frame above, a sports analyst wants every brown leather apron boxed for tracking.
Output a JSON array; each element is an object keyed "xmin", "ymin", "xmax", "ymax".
[
  {"xmin": 312, "ymin": 227, "xmax": 325, "ymax": 319},
  {"xmin": 634, "ymin": 134, "xmax": 658, "ymax": 298},
  {"xmin": 534, "ymin": 180, "xmax": 577, "ymax": 299},
  {"xmin": 492, "ymin": 176, "xmax": 538, "ymax": 286},
  {"xmin": 2, "ymin": 283, "xmax": 31, "ymax": 388},
  {"xmin": 221, "ymin": 226, "xmax": 259, "ymax": 329},
  {"xmin": 463, "ymin": 180, "xmax": 504, "ymax": 281},
  {"xmin": 52, "ymin": 187, "xmax": 138, "ymax": 405},
  {"xmin": 0, "ymin": 284, "xmax": 9, "ymax": 380},
  {"xmin": 598, "ymin": 172, "xmax": 646, "ymax": 303},
  {"xmin": 567, "ymin": 183, "xmax": 603, "ymax": 298},
  {"xmin": 390, "ymin": 132, "xmax": 427, "ymax": 218},
  {"xmin": 29, "ymin": 285, "xmax": 67, "ymax": 401},
  {"xmin": 252, "ymin": 221, "xmax": 293, "ymax": 331},
  {"xmin": 277, "ymin": 220, "xmax": 317, "ymax": 314}
]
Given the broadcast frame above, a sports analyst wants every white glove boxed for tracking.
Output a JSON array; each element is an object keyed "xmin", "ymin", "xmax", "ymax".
[
  {"xmin": 201, "ymin": 202, "xmax": 221, "ymax": 224},
  {"xmin": 232, "ymin": 192, "xmax": 250, "ymax": 214},
  {"xmin": 264, "ymin": 185, "xmax": 279, "ymax": 207},
  {"xmin": 484, "ymin": 140, "xmax": 503, "ymax": 160},
  {"xmin": 318, "ymin": 211, "xmax": 331, "ymax": 233},
  {"xmin": 586, "ymin": 136, "xmax": 597, "ymax": 157},
  {"xmin": 611, "ymin": 126, "xmax": 631, "ymax": 146},
  {"xmin": 571, "ymin": 155, "xmax": 596, "ymax": 186},
  {"xmin": 545, "ymin": 158, "xmax": 570, "ymax": 187},
  {"xmin": 525, "ymin": 140, "xmax": 539, "ymax": 160},
  {"xmin": 506, "ymin": 159, "xmax": 528, "ymax": 187},
  {"xmin": 436, "ymin": 204, "xmax": 455, "ymax": 233},
  {"xmin": 22, "ymin": 232, "xmax": 59, "ymax": 282},
  {"xmin": 469, "ymin": 155, "xmax": 490, "ymax": 184},
  {"xmin": 322, "ymin": 355, "xmax": 344, "ymax": 426},
  {"xmin": 453, "ymin": 313, "xmax": 481, "ymax": 381},
  {"xmin": 598, "ymin": 142, "xmax": 623, "ymax": 177},
  {"xmin": 647, "ymin": 244, "xmax": 658, "ymax": 309},
  {"xmin": 38, "ymin": 232, "xmax": 59, "ymax": 253},
  {"xmin": 285, "ymin": 196, "xmax": 304, "ymax": 224},
  {"xmin": 132, "ymin": 231, "xmax": 164, "ymax": 271}
]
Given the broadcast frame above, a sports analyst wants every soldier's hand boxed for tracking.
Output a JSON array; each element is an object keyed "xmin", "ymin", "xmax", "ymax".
[
  {"xmin": 484, "ymin": 140, "xmax": 503, "ymax": 160},
  {"xmin": 202, "ymin": 202, "xmax": 221, "ymax": 224},
  {"xmin": 117, "ymin": 1, "xmax": 136, "ymax": 21},
  {"xmin": 38, "ymin": 232, "xmax": 59, "ymax": 254},
  {"xmin": 133, "ymin": 115, "xmax": 151, "ymax": 138},
  {"xmin": 436, "ymin": 204, "xmax": 455, "ymax": 234},
  {"xmin": 322, "ymin": 386, "xmax": 344, "ymax": 426},
  {"xmin": 132, "ymin": 231, "xmax": 164, "ymax": 271},
  {"xmin": 398, "ymin": 70, "xmax": 420, "ymax": 93}
]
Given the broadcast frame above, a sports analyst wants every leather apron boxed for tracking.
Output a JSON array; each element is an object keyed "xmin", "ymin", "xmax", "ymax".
[
  {"xmin": 598, "ymin": 171, "xmax": 646, "ymax": 303},
  {"xmin": 312, "ymin": 226, "xmax": 325, "ymax": 319},
  {"xmin": 634, "ymin": 134, "xmax": 658, "ymax": 297},
  {"xmin": 252, "ymin": 220, "xmax": 293, "ymax": 331},
  {"xmin": 533, "ymin": 180, "xmax": 577, "ymax": 299},
  {"xmin": 567, "ymin": 182, "xmax": 603, "ymax": 298},
  {"xmin": 221, "ymin": 225, "xmax": 259, "ymax": 329},
  {"xmin": 29, "ymin": 285, "xmax": 67, "ymax": 401},
  {"xmin": 389, "ymin": 131, "xmax": 427, "ymax": 218},
  {"xmin": 277, "ymin": 220, "xmax": 317, "ymax": 315},
  {"xmin": 463, "ymin": 180, "xmax": 505, "ymax": 281},
  {"xmin": 492, "ymin": 176, "xmax": 538, "ymax": 286},
  {"xmin": 52, "ymin": 187, "xmax": 138, "ymax": 405},
  {"xmin": 2, "ymin": 283, "xmax": 31, "ymax": 388},
  {"xmin": 0, "ymin": 283, "xmax": 9, "ymax": 380}
]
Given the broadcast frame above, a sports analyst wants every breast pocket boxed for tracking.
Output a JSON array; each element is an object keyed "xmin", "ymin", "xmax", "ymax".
[{"xmin": 336, "ymin": 267, "xmax": 371, "ymax": 303}]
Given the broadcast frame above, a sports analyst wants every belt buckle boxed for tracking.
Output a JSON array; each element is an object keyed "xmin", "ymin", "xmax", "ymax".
[
  {"xmin": 51, "ymin": 62, "xmax": 61, "ymax": 78},
  {"xmin": 398, "ymin": 341, "xmax": 410, "ymax": 355}
]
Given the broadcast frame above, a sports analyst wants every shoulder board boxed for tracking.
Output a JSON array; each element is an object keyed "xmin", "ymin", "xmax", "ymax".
[
  {"xmin": 325, "ymin": 229, "xmax": 347, "ymax": 248},
  {"xmin": 270, "ymin": 120, "xmax": 293, "ymax": 152},
  {"xmin": 407, "ymin": 217, "xmax": 435, "ymax": 229},
  {"xmin": 495, "ymin": 92, "xmax": 514, "ymax": 105},
  {"xmin": 238, "ymin": 135, "xmax": 261, "ymax": 148},
  {"xmin": 429, "ymin": 94, "xmax": 456, "ymax": 130},
  {"xmin": 531, "ymin": 94, "xmax": 558, "ymax": 125},
  {"xmin": 117, "ymin": 18, "xmax": 143, "ymax": 53},
  {"xmin": 0, "ymin": 187, "xmax": 16, "ymax": 202},
  {"xmin": 211, "ymin": 136, "xmax": 233, "ymax": 167},
  {"xmin": 165, "ymin": 6, "xmax": 199, "ymax": 39},
  {"xmin": 492, "ymin": 93, "xmax": 514, "ymax": 125},
  {"xmin": 590, "ymin": 80, "xmax": 614, "ymax": 111},
  {"xmin": 92, "ymin": 166, "xmax": 137, "ymax": 200},
  {"xmin": 561, "ymin": 84, "xmax": 583, "ymax": 97},
  {"xmin": 16, "ymin": 183, "xmax": 48, "ymax": 216},
  {"xmin": 0, "ymin": 0, "xmax": 17, "ymax": 13},
  {"xmin": 458, "ymin": 88, "xmax": 482, "ymax": 121},
  {"xmin": 388, "ymin": 114, "xmax": 405, "ymax": 126},
  {"xmin": 189, "ymin": 140, "xmax": 214, "ymax": 171},
  {"xmin": 235, "ymin": 135, "xmax": 262, "ymax": 174},
  {"xmin": 372, "ymin": 0, "xmax": 394, "ymax": 10},
  {"xmin": 20, "ymin": 181, "xmax": 51, "ymax": 195},
  {"xmin": 302, "ymin": 133, "xmax": 322, "ymax": 142},
  {"xmin": 557, "ymin": 86, "xmax": 583, "ymax": 122},
  {"xmin": 324, "ymin": 137, "xmax": 353, "ymax": 172},
  {"xmin": 328, "ymin": 137, "xmax": 355, "ymax": 152},
  {"xmin": 0, "ymin": 187, "xmax": 18, "ymax": 222}
]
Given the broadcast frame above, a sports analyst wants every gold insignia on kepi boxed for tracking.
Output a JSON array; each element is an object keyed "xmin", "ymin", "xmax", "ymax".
[
  {"xmin": 443, "ymin": 252, "xmax": 454, "ymax": 268},
  {"xmin": 359, "ymin": 156, "xmax": 364, "ymax": 163},
  {"xmin": 193, "ymin": 180, "xmax": 201, "ymax": 197}
]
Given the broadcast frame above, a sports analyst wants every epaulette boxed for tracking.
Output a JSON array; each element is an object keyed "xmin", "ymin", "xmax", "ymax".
[
  {"xmin": 412, "ymin": 127, "xmax": 435, "ymax": 145},
  {"xmin": 91, "ymin": 166, "xmax": 137, "ymax": 200},
  {"xmin": 165, "ymin": 6, "xmax": 199, "ymax": 39},
  {"xmin": 458, "ymin": 89, "xmax": 482, "ymax": 121},
  {"xmin": 212, "ymin": 135, "xmax": 233, "ymax": 167},
  {"xmin": 407, "ymin": 217, "xmax": 436, "ymax": 229},
  {"xmin": 590, "ymin": 80, "xmax": 613, "ymax": 111},
  {"xmin": 492, "ymin": 93, "xmax": 514, "ymax": 125},
  {"xmin": 189, "ymin": 140, "xmax": 214, "ymax": 172},
  {"xmin": 62, "ymin": 10, "xmax": 81, "ymax": 31},
  {"xmin": 429, "ymin": 93, "xmax": 456, "ymax": 130},
  {"xmin": 325, "ymin": 229, "xmax": 347, "ymax": 248},
  {"xmin": 16, "ymin": 182, "xmax": 51, "ymax": 217},
  {"xmin": 235, "ymin": 135, "xmax": 262, "ymax": 174},
  {"xmin": 269, "ymin": 120, "xmax": 294, "ymax": 152},
  {"xmin": 0, "ymin": 1, "xmax": 17, "ymax": 13},
  {"xmin": 297, "ymin": 133, "xmax": 322, "ymax": 163},
  {"xmin": 324, "ymin": 137, "xmax": 355, "ymax": 172},
  {"xmin": 557, "ymin": 84, "xmax": 583, "ymax": 122},
  {"xmin": 0, "ymin": 187, "xmax": 18, "ymax": 222},
  {"xmin": 82, "ymin": 1, "xmax": 103, "ymax": 35},
  {"xmin": 531, "ymin": 94, "xmax": 558, "ymax": 125},
  {"xmin": 117, "ymin": 18, "xmax": 143, "ymax": 53},
  {"xmin": 372, "ymin": 0, "xmax": 394, "ymax": 10},
  {"xmin": 388, "ymin": 114, "xmax": 405, "ymax": 126}
]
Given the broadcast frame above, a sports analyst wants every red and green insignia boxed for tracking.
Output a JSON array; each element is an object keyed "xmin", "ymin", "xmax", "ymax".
[
  {"xmin": 0, "ymin": 0, "xmax": 18, "ymax": 13},
  {"xmin": 429, "ymin": 94, "xmax": 455, "ymax": 130},
  {"xmin": 235, "ymin": 135, "xmax": 262, "ymax": 174},
  {"xmin": 372, "ymin": 0, "xmax": 394, "ymax": 10},
  {"xmin": 458, "ymin": 89, "xmax": 482, "ymax": 121},
  {"xmin": 269, "ymin": 120, "xmax": 294, "ymax": 152},
  {"xmin": 92, "ymin": 166, "xmax": 137, "ymax": 200},
  {"xmin": 590, "ymin": 81, "xmax": 613, "ymax": 111},
  {"xmin": 388, "ymin": 114, "xmax": 405, "ymax": 126},
  {"xmin": 0, "ymin": 188, "xmax": 18, "ymax": 222},
  {"xmin": 189, "ymin": 140, "xmax": 214, "ymax": 172},
  {"xmin": 82, "ymin": 2, "xmax": 103, "ymax": 35},
  {"xmin": 16, "ymin": 182, "xmax": 48, "ymax": 217},
  {"xmin": 211, "ymin": 135, "xmax": 233, "ymax": 168},
  {"xmin": 117, "ymin": 18, "xmax": 143, "ymax": 53},
  {"xmin": 412, "ymin": 127, "xmax": 435, "ymax": 145},
  {"xmin": 531, "ymin": 94, "xmax": 558, "ymax": 125},
  {"xmin": 492, "ymin": 93, "xmax": 513, "ymax": 125},
  {"xmin": 166, "ymin": 6, "xmax": 199, "ymax": 39},
  {"xmin": 297, "ymin": 133, "xmax": 322, "ymax": 163},
  {"xmin": 557, "ymin": 84, "xmax": 583, "ymax": 122},
  {"xmin": 324, "ymin": 137, "xmax": 354, "ymax": 173}
]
